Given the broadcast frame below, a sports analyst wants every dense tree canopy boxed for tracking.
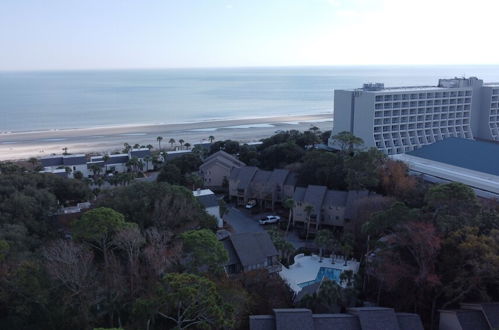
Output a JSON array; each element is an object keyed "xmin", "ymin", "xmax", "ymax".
[
  {"xmin": 180, "ymin": 229, "xmax": 228, "ymax": 274},
  {"xmin": 134, "ymin": 273, "xmax": 234, "ymax": 329},
  {"xmin": 96, "ymin": 182, "xmax": 216, "ymax": 231}
]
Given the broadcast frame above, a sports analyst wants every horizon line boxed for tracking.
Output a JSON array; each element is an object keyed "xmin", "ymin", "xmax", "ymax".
[{"xmin": 2, "ymin": 63, "xmax": 499, "ymax": 73}]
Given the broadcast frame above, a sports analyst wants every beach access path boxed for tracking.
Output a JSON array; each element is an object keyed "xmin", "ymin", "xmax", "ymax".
[{"xmin": 0, "ymin": 113, "xmax": 332, "ymax": 161}]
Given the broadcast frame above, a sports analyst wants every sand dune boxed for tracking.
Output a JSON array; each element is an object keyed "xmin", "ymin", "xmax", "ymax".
[{"xmin": 0, "ymin": 113, "xmax": 333, "ymax": 161}]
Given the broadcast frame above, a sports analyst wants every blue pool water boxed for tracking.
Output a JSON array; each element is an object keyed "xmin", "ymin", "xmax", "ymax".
[{"xmin": 297, "ymin": 267, "xmax": 342, "ymax": 288}]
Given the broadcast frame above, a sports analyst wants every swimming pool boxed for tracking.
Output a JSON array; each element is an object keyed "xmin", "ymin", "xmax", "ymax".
[{"xmin": 297, "ymin": 267, "xmax": 342, "ymax": 288}]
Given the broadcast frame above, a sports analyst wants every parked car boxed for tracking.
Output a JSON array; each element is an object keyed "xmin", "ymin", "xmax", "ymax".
[
  {"xmin": 259, "ymin": 215, "xmax": 281, "ymax": 225},
  {"xmin": 245, "ymin": 199, "xmax": 257, "ymax": 209}
]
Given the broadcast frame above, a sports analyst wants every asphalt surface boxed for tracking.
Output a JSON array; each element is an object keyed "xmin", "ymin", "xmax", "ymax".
[{"xmin": 224, "ymin": 206, "xmax": 307, "ymax": 249}]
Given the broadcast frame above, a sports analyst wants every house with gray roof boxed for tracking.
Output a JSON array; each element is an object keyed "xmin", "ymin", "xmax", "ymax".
[
  {"xmin": 229, "ymin": 166, "xmax": 297, "ymax": 209},
  {"xmin": 292, "ymin": 186, "xmax": 373, "ymax": 235},
  {"xmin": 163, "ymin": 149, "xmax": 192, "ymax": 162},
  {"xmin": 193, "ymin": 189, "xmax": 223, "ymax": 228},
  {"xmin": 200, "ymin": 150, "xmax": 246, "ymax": 187},
  {"xmin": 88, "ymin": 148, "xmax": 152, "ymax": 174},
  {"xmin": 249, "ymin": 307, "xmax": 424, "ymax": 330},
  {"xmin": 40, "ymin": 154, "xmax": 89, "ymax": 178},
  {"xmin": 439, "ymin": 302, "xmax": 499, "ymax": 330},
  {"xmin": 228, "ymin": 166, "xmax": 259, "ymax": 205},
  {"xmin": 220, "ymin": 231, "xmax": 281, "ymax": 274}
]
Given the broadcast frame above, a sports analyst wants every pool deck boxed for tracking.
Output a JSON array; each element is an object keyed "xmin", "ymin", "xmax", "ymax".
[{"xmin": 279, "ymin": 253, "xmax": 360, "ymax": 293}]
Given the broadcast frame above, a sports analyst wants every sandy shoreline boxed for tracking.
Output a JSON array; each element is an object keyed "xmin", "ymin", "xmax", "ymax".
[{"xmin": 0, "ymin": 113, "xmax": 333, "ymax": 161}]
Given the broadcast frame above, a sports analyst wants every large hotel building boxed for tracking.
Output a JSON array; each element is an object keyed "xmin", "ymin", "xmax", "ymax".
[{"xmin": 328, "ymin": 77, "xmax": 499, "ymax": 154}]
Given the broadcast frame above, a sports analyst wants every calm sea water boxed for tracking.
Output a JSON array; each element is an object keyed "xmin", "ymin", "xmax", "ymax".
[{"xmin": 1, "ymin": 65, "xmax": 499, "ymax": 132}]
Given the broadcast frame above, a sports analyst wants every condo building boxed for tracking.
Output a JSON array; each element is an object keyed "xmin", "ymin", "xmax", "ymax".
[{"xmin": 328, "ymin": 77, "xmax": 499, "ymax": 154}]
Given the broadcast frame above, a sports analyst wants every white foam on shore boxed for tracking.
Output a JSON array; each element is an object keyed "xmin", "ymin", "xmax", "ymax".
[
  {"xmin": 189, "ymin": 128, "xmax": 219, "ymax": 132},
  {"xmin": 0, "ymin": 111, "xmax": 333, "ymax": 135},
  {"xmin": 119, "ymin": 133, "xmax": 148, "ymax": 136},
  {"xmin": 39, "ymin": 138, "xmax": 67, "ymax": 142},
  {"xmin": 221, "ymin": 123, "xmax": 275, "ymax": 129}
]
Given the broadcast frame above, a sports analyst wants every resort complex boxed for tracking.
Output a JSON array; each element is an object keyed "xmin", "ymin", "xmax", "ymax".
[{"xmin": 329, "ymin": 77, "xmax": 499, "ymax": 154}]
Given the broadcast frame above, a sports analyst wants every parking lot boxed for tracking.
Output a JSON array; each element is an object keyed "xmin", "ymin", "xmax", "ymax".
[{"xmin": 224, "ymin": 204, "xmax": 307, "ymax": 249}]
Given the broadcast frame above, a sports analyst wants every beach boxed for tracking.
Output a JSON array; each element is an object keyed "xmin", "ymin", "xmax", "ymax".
[{"xmin": 0, "ymin": 113, "xmax": 333, "ymax": 161}]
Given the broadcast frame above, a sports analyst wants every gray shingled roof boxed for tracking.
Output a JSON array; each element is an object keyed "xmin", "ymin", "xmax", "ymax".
[
  {"xmin": 40, "ymin": 156, "xmax": 63, "ymax": 167},
  {"xmin": 200, "ymin": 152, "xmax": 245, "ymax": 172},
  {"xmin": 268, "ymin": 169, "xmax": 290, "ymax": 185},
  {"xmin": 253, "ymin": 170, "xmax": 272, "ymax": 184},
  {"xmin": 303, "ymin": 185, "xmax": 328, "ymax": 214},
  {"xmin": 249, "ymin": 315, "xmax": 275, "ymax": 330},
  {"xmin": 249, "ymin": 308, "xmax": 423, "ymax": 330},
  {"xmin": 62, "ymin": 155, "xmax": 87, "ymax": 166},
  {"xmin": 274, "ymin": 309, "xmax": 314, "ymax": 330},
  {"xmin": 165, "ymin": 150, "xmax": 192, "ymax": 162},
  {"xmin": 285, "ymin": 172, "xmax": 298, "ymax": 186},
  {"xmin": 221, "ymin": 237, "xmax": 240, "ymax": 266},
  {"xmin": 396, "ymin": 313, "xmax": 424, "ymax": 330},
  {"xmin": 229, "ymin": 232, "xmax": 278, "ymax": 267},
  {"xmin": 229, "ymin": 167, "xmax": 241, "ymax": 180},
  {"xmin": 107, "ymin": 154, "xmax": 129, "ymax": 164},
  {"xmin": 236, "ymin": 167, "xmax": 259, "ymax": 190},
  {"xmin": 455, "ymin": 310, "xmax": 490, "ymax": 330},
  {"xmin": 480, "ymin": 303, "xmax": 499, "ymax": 328},
  {"xmin": 460, "ymin": 302, "xmax": 499, "ymax": 328},
  {"xmin": 347, "ymin": 307, "xmax": 401, "ymax": 330},
  {"xmin": 130, "ymin": 149, "xmax": 151, "ymax": 158},
  {"xmin": 313, "ymin": 314, "xmax": 361, "ymax": 330},
  {"xmin": 203, "ymin": 150, "xmax": 245, "ymax": 167},
  {"xmin": 196, "ymin": 194, "xmax": 219, "ymax": 208},
  {"xmin": 323, "ymin": 190, "xmax": 348, "ymax": 207},
  {"xmin": 408, "ymin": 137, "xmax": 499, "ymax": 176},
  {"xmin": 293, "ymin": 187, "xmax": 307, "ymax": 202},
  {"xmin": 294, "ymin": 281, "xmax": 321, "ymax": 302}
]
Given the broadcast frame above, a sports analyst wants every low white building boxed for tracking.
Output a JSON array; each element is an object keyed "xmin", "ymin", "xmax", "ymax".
[
  {"xmin": 40, "ymin": 154, "xmax": 90, "ymax": 178},
  {"xmin": 40, "ymin": 148, "xmax": 153, "ymax": 178},
  {"xmin": 193, "ymin": 189, "xmax": 223, "ymax": 228},
  {"xmin": 89, "ymin": 153, "xmax": 130, "ymax": 174}
]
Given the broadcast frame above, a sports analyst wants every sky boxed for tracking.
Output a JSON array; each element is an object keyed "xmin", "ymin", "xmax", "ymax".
[{"xmin": 1, "ymin": 0, "xmax": 499, "ymax": 71}]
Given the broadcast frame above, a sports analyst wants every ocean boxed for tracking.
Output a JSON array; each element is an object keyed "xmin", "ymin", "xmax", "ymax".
[{"xmin": 1, "ymin": 65, "xmax": 499, "ymax": 133}]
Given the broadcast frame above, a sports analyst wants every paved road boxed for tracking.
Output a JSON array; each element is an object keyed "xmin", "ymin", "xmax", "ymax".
[
  {"xmin": 225, "ymin": 207, "xmax": 264, "ymax": 233},
  {"xmin": 224, "ymin": 206, "xmax": 307, "ymax": 249}
]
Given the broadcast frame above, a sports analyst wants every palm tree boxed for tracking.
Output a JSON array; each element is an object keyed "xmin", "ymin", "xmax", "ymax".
[
  {"xmin": 88, "ymin": 163, "xmax": 102, "ymax": 178},
  {"xmin": 304, "ymin": 205, "xmax": 314, "ymax": 241},
  {"xmin": 309, "ymin": 125, "xmax": 320, "ymax": 134},
  {"xmin": 342, "ymin": 243, "xmax": 353, "ymax": 266},
  {"xmin": 156, "ymin": 136, "xmax": 163, "ymax": 150},
  {"xmin": 146, "ymin": 144, "xmax": 154, "ymax": 150},
  {"xmin": 123, "ymin": 142, "xmax": 131, "ymax": 153},
  {"xmin": 28, "ymin": 157, "xmax": 38, "ymax": 170},
  {"xmin": 179, "ymin": 139, "xmax": 185, "ymax": 149},
  {"xmin": 102, "ymin": 154, "xmax": 110, "ymax": 173},
  {"xmin": 133, "ymin": 143, "xmax": 140, "ymax": 149},
  {"xmin": 127, "ymin": 157, "xmax": 140, "ymax": 173},
  {"xmin": 283, "ymin": 198, "xmax": 295, "ymax": 237},
  {"xmin": 184, "ymin": 142, "xmax": 191, "ymax": 149},
  {"xmin": 208, "ymin": 135, "xmax": 215, "ymax": 143},
  {"xmin": 315, "ymin": 230, "xmax": 333, "ymax": 262},
  {"xmin": 62, "ymin": 147, "xmax": 68, "ymax": 155},
  {"xmin": 168, "ymin": 138, "xmax": 176, "ymax": 149}
]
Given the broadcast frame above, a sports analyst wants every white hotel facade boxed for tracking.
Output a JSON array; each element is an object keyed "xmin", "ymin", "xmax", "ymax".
[{"xmin": 328, "ymin": 77, "xmax": 499, "ymax": 154}]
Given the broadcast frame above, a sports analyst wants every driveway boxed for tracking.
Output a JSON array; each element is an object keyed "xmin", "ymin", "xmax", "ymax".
[
  {"xmin": 224, "ymin": 206, "xmax": 307, "ymax": 249},
  {"xmin": 225, "ymin": 207, "xmax": 264, "ymax": 234}
]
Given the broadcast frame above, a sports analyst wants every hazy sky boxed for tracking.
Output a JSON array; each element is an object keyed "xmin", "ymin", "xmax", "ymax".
[{"xmin": 1, "ymin": 0, "xmax": 498, "ymax": 71}]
